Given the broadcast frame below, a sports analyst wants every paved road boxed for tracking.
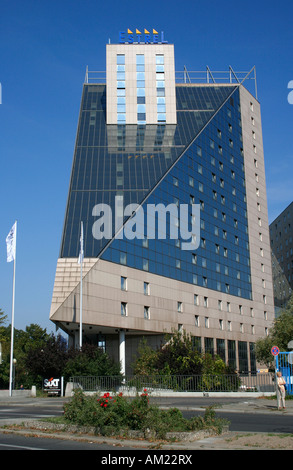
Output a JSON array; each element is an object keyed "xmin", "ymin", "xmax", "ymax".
[
  {"xmin": 0, "ymin": 395, "xmax": 292, "ymax": 451},
  {"xmin": 0, "ymin": 431, "xmax": 136, "ymax": 450}
]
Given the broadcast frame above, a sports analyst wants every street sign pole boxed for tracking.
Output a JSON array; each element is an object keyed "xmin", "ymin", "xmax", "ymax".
[
  {"xmin": 274, "ymin": 356, "xmax": 280, "ymax": 409},
  {"xmin": 271, "ymin": 346, "xmax": 280, "ymax": 409}
]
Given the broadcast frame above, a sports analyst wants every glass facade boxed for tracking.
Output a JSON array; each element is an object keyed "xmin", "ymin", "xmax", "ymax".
[{"xmin": 60, "ymin": 82, "xmax": 252, "ymax": 300}]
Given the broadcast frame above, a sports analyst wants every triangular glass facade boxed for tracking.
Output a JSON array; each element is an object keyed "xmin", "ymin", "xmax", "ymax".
[{"xmin": 60, "ymin": 83, "xmax": 252, "ymax": 299}]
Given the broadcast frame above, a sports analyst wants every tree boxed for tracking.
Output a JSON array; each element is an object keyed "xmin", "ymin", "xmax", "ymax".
[
  {"xmin": 63, "ymin": 343, "xmax": 121, "ymax": 382},
  {"xmin": 256, "ymin": 294, "xmax": 293, "ymax": 369},
  {"xmin": 0, "ymin": 308, "xmax": 8, "ymax": 327},
  {"xmin": 132, "ymin": 330, "xmax": 234, "ymax": 377},
  {"xmin": 25, "ymin": 333, "xmax": 68, "ymax": 387},
  {"xmin": 0, "ymin": 323, "xmax": 50, "ymax": 388}
]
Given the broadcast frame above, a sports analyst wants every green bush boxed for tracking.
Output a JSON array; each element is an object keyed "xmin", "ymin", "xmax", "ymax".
[{"xmin": 63, "ymin": 389, "xmax": 229, "ymax": 439}]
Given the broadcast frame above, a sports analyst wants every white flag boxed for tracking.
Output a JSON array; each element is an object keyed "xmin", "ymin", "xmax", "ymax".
[
  {"xmin": 78, "ymin": 222, "xmax": 84, "ymax": 264},
  {"xmin": 6, "ymin": 222, "xmax": 17, "ymax": 263}
]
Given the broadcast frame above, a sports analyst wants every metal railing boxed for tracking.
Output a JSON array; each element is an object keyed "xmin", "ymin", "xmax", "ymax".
[
  {"xmin": 83, "ymin": 65, "xmax": 257, "ymax": 98},
  {"xmin": 69, "ymin": 373, "xmax": 275, "ymax": 393}
]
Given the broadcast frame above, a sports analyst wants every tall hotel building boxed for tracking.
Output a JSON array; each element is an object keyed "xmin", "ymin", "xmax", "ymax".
[{"xmin": 50, "ymin": 31, "xmax": 275, "ymax": 374}]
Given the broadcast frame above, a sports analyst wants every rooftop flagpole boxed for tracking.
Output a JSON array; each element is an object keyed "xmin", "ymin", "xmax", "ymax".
[{"xmin": 6, "ymin": 221, "xmax": 17, "ymax": 397}]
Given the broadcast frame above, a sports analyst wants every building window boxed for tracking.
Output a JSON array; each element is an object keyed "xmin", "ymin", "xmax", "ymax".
[
  {"xmin": 144, "ymin": 306, "xmax": 150, "ymax": 320},
  {"xmin": 143, "ymin": 259, "xmax": 149, "ymax": 271},
  {"xmin": 205, "ymin": 317, "xmax": 209, "ymax": 328},
  {"xmin": 121, "ymin": 276, "xmax": 127, "ymax": 291},
  {"xmin": 194, "ymin": 294, "xmax": 199, "ymax": 305},
  {"xmin": 177, "ymin": 301, "xmax": 183, "ymax": 312},
  {"xmin": 121, "ymin": 302, "xmax": 127, "ymax": 317},
  {"xmin": 219, "ymin": 319, "xmax": 224, "ymax": 330},
  {"xmin": 195, "ymin": 315, "xmax": 199, "ymax": 327},
  {"xmin": 117, "ymin": 54, "xmax": 126, "ymax": 123},
  {"xmin": 120, "ymin": 252, "xmax": 127, "ymax": 265},
  {"xmin": 136, "ymin": 54, "xmax": 146, "ymax": 124},
  {"xmin": 144, "ymin": 281, "xmax": 150, "ymax": 295},
  {"xmin": 156, "ymin": 54, "xmax": 165, "ymax": 123},
  {"xmin": 203, "ymin": 296, "xmax": 208, "ymax": 307}
]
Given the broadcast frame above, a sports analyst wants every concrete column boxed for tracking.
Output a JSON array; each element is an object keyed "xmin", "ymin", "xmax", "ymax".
[{"xmin": 119, "ymin": 330, "xmax": 126, "ymax": 376}]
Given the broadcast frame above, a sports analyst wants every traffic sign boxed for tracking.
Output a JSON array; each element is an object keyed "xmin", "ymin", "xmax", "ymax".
[{"xmin": 271, "ymin": 345, "xmax": 279, "ymax": 356}]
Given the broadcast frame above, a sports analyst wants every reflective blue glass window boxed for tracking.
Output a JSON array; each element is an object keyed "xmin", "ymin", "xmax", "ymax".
[
  {"xmin": 117, "ymin": 104, "xmax": 126, "ymax": 113},
  {"xmin": 117, "ymin": 113, "xmax": 126, "ymax": 123},
  {"xmin": 136, "ymin": 54, "xmax": 144, "ymax": 64},
  {"xmin": 117, "ymin": 54, "xmax": 125, "ymax": 64},
  {"xmin": 156, "ymin": 54, "xmax": 164, "ymax": 64},
  {"xmin": 137, "ymin": 104, "xmax": 146, "ymax": 113}
]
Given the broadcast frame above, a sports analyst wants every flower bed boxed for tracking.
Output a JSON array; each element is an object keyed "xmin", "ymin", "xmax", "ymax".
[{"xmin": 63, "ymin": 389, "xmax": 229, "ymax": 440}]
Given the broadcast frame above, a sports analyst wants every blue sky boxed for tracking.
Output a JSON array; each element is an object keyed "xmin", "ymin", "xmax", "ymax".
[{"xmin": 0, "ymin": 0, "xmax": 292, "ymax": 334}]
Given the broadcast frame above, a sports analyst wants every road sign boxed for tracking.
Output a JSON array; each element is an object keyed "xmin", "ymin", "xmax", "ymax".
[{"xmin": 271, "ymin": 345, "xmax": 280, "ymax": 356}]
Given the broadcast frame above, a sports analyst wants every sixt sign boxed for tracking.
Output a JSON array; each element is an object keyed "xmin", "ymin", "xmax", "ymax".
[
  {"xmin": 43, "ymin": 377, "xmax": 62, "ymax": 395},
  {"xmin": 119, "ymin": 28, "xmax": 168, "ymax": 44}
]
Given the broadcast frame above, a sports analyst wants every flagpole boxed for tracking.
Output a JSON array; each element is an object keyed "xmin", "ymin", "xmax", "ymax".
[
  {"xmin": 9, "ymin": 221, "xmax": 17, "ymax": 397},
  {"xmin": 79, "ymin": 221, "xmax": 83, "ymax": 350}
]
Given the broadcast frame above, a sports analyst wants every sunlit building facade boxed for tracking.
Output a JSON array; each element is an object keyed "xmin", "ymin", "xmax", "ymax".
[{"xmin": 50, "ymin": 35, "xmax": 274, "ymax": 374}]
